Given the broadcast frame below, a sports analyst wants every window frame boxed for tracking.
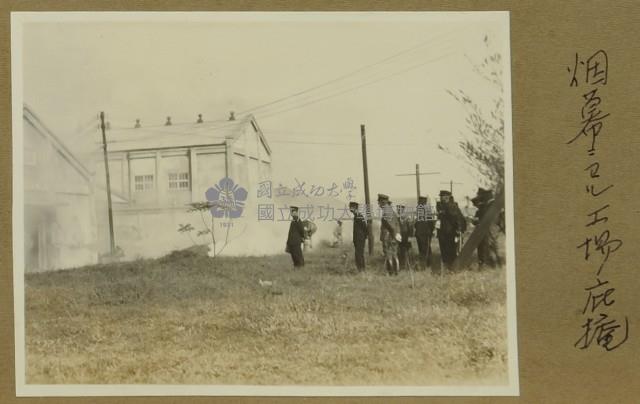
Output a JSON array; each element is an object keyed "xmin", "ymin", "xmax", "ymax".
[
  {"xmin": 134, "ymin": 174, "xmax": 154, "ymax": 192},
  {"xmin": 168, "ymin": 171, "xmax": 190, "ymax": 191}
]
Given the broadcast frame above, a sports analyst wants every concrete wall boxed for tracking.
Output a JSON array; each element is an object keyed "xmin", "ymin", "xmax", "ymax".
[
  {"xmin": 23, "ymin": 118, "xmax": 98, "ymax": 272},
  {"xmin": 94, "ymin": 138, "xmax": 278, "ymax": 259}
]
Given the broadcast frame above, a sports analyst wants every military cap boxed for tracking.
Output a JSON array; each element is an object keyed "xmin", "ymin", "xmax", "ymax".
[
  {"xmin": 418, "ymin": 196, "xmax": 428, "ymax": 203},
  {"xmin": 349, "ymin": 201, "xmax": 359, "ymax": 208},
  {"xmin": 289, "ymin": 206, "xmax": 299, "ymax": 211},
  {"xmin": 472, "ymin": 188, "xmax": 494, "ymax": 205},
  {"xmin": 439, "ymin": 190, "xmax": 452, "ymax": 197},
  {"xmin": 377, "ymin": 193, "xmax": 389, "ymax": 201}
]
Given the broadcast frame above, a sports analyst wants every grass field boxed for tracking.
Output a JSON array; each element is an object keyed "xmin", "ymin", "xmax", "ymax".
[{"xmin": 25, "ymin": 243, "xmax": 509, "ymax": 385}]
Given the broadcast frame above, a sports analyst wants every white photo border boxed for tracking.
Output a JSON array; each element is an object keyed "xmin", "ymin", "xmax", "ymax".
[{"xmin": 11, "ymin": 11, "xmax": 518, "ymax": 397}]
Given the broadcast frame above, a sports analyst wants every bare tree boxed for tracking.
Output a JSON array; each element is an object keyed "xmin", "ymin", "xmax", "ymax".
[
  {"xmin": 187, "ymin": 201, "xmax": 232, "ymax": 258},
  {"xmin": 440, "ymin": 35, "xmax": 505, "ymax": 193}
]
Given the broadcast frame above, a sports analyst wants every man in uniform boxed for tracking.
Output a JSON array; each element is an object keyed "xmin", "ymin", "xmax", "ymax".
[
  {"xmin": 286, "ymin": 206, "xmax": 306, "ymax": 268},
  {"xmin": 414, "ymin": 196, "xmax": 435, "ymax": 270},
  {"xmin": 379, "ymin": 206, "xmax": 388, "ymax": 257},
  {"xmin": 436, "ymin": 190, "xmax": 466, "ymax": 269},
  {"xmin": 378, "ymin": 194, "xmax": 401, "ymax": 275},
  {"xmin": 471, "ymin": 188, "xmax": 500, "ymax": 268},
  {"xmin": 349, "ymin": 201, "xmax": 367, "ymax": 271},
  {"xmin": 396, "ymin": 204, "xmax": 414, "ymax": 270}
]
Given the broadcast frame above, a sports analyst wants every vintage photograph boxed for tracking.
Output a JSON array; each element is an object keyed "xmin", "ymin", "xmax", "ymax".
[{"xmin": 12, "ymin": 12, "xmax": 517, "ymax": 396}]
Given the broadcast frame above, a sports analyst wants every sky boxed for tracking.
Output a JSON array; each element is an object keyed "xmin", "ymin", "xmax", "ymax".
[{"xmin": 20, "ymin": 12, "xmax": 511, "ymax": 203}]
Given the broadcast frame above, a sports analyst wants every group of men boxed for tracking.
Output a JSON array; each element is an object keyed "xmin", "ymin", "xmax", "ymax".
[
  {"xmin": 372, "ymin": 190, "xmax": 466, "ymax": 275},
  {"xmin": 285, "ymin": 187, "xmax": 501, "ymax": 272}
]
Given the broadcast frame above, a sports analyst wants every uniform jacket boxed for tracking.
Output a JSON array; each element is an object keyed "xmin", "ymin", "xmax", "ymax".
[
  {"xmin": 437, "ymin": 201, "xmax": 466, "ymax": 236},
  {"xmin": 474, "ymin": 200, "xmax": 501, "ymax": 239},
  {"xmin": 353, "ymin": 212, "xmax": 368, "ymax": 244},
  {"xmin": 287, "ymin": 218, "xmax": 306, "ymax": 246},
  {"xmin": 398, "ymin": 215, "xmax": 414, "ymax": 242},
  {"xmin": 380, "ymin": 204, "xmax": 400, "ymax": 241},
  {"xmin": 414, "ymin": 203, "xmax": 435, "ymax": 238}
]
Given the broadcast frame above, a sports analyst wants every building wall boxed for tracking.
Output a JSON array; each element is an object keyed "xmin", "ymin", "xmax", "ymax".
[
  {"xmin": 95, "ymin": 135, "xmax": 274, "ymax": 259},
  {"xmin": 23, "ymin": 117, "xmax": 98, "ymax": 272},
  {"xmin": 194, "ymin": 149, "xmax": 227, "ymax": 199},
  {"xmin": 110, "ymin": 208, "xmax": 198, "ymax": 259}
]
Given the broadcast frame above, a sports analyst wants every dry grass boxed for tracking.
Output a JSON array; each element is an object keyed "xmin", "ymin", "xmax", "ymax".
[{"xmin": 25, "ymin": 243, "xmax": 509, "ymax": 385}]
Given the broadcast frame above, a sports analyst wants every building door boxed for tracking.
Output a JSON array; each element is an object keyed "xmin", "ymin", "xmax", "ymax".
[{"xmin": 24, "ymin": 205, "xmax": 54, "ymax": 272}]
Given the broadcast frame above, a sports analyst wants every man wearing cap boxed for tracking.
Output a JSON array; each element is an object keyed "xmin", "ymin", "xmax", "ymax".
[
  {"xmin": 414, "ymin": 196, "xmax": 435, "ymax": 270},
  {"xmin": 286, "ymin": 206, "xmax": 306, "ymax": 268},
  {"xmin": 396, "ymin": 204, "xmax": 414, "ymax": 270},
  {"xmin": 349, "ymin": 202, "xmax": 368, "ymax": 271},
  {"xmin": 436, "ymin": 190, "xmax": 466, "ymax": 269},
  {"xmin": 378, "ymin": 200, "xmax": 388, "ymax": 257},
  {"xmin": 378, "ymin": 193, "xmax": 401, "ymax": 275},
  {"xmin": 471, "ymin": 188, "xmax": 500, "ymax": 268}
]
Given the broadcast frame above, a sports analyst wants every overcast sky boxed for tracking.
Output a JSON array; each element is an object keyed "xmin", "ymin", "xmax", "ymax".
[{"xmin": 20, "ymin": 12, "xmax": 510, "ymax": 202}]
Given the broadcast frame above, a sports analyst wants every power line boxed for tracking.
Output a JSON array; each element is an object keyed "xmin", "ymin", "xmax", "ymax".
[
  {"xmin": 104, "ymin": 38, "xmax": 456, "ymax": 131},
  {"xmin": 267, "ymin": 130, "xmax": 356, "ymax": 137},
  {"xmin": 103, "ymin": 29, "xmax": 466, "ymax": 133},
  {"xmin": 255, "ymin": 50, "xmax": 454, "ymax": 121},
  {"xmin": 269, "ymin": 140, "xmax": 421, "ymax": 147},
  {"xmin": 267, "ymin": 127, "xmax": 431, "ymax": 140},
  {"xmin": 241, "ymin": 39, "xmax": 460, "ymax": 119},
  {"xmin": 237, "ymin": 27, "xmax": 463, "ymax": 116},
  {"xmin": 99, "ymin": 30, "xmax": 466, "ymax": 143},
  {"xmin": 102, "ymin": 47, "xmax": 452, "ymax": 142}
]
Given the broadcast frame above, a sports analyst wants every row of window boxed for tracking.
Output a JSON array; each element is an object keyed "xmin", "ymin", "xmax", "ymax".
[{"xmin": 134, "ymin": 172, "xmax": 190, "ymax": 192}]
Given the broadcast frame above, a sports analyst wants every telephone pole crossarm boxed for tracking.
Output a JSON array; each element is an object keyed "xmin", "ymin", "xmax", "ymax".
[{"xmin": 395, "ymin": 164, "xmax": 440, "ymax": 203}]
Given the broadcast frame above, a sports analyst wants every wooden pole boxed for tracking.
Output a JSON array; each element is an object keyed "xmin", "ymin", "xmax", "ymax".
[
  {"xmin": 396, "ymin": 167, "xmax": 439, "ymax": 203},
  {"xmin": 100, "ymin": 111, "xmax": 116, "ymax": 255},
  {"xmin": 360, "ymin": 124, "xmax": 374, "ymax": 255},
  {"xmin": 441, "ymin": 180, "xmax": 463, "ymax": 195},
  {"xmin": 453, "ymin": 190, "xmax": 505, "ymax": 270},
  {"xmin": 415, "ymin": 163, "xmax": 420, "ymax": 204}
]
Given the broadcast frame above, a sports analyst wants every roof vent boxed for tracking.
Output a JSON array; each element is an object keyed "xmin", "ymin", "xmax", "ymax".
[
  {"xmin": 228, "ymin": 111, "xmax": 236, "ymax": 121},
  {"xmin": 197, "ymin": 113, "xmax": 203, "ymax": 124},
  {"xmin": 134, "ymin": 119, "xmax": 141, "ymax": 129},
  {"xmin": 165, "ymin": 116, "xmax": 172, "ymax": 126}
]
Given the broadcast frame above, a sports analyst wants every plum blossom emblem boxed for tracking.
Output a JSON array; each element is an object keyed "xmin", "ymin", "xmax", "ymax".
[{"xmin": 205, "ymin": 177, "xmax": 248, "ymax": 218}]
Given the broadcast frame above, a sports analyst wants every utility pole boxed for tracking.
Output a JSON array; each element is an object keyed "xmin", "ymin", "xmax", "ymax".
[
  {"xmin": 415, "ymin": 164, "xmax": 420, "ymax": 202},
  {"xmin": 360, "ymin": 124, "xmax": 374, "ymax": 255},
  {"xmin": 441, "ymin": 179, "xmax": 463, "ymax": 194},
  {"xmin": 395, "ymin": 164, "xmax": 439, "ymax": 203},
  {"xmin": 100, "ymin": 111, "xmax": 116, "ymax": 255}
]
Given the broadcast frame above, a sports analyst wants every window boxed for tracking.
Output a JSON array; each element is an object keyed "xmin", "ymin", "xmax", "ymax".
[
  {"xmin": 168, "ymin": 172, "xmax": 190, "ymax": 190},
  {"xmin": 134, "ymin": 174, "xmax": 154, "ymax": 191}
]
